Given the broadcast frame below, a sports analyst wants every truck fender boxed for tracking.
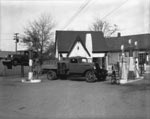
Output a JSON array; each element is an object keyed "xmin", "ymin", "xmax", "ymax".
[{"xmin": 83, "ymin": 69, "xmax": 94, "ymax": 76}]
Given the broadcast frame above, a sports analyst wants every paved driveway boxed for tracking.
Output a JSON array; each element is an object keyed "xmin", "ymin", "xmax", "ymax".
[{"xmin": 0, "ymin": 76, "xmax": 150, "ymax": 119}]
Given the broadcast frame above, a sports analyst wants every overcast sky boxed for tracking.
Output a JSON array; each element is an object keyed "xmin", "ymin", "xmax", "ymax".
[{"xmin": 0, "ymin": 0, "xmax": 150, "ymax": 51}]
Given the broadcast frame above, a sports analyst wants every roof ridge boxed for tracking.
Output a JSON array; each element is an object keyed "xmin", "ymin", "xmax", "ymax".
[
  {"xmin": 56, "ymin": 30, "xmax": 103, "ymax": 33},
  {"xmin": 108, "ymin": 33, "xmax": 150, "ymax": 38}
]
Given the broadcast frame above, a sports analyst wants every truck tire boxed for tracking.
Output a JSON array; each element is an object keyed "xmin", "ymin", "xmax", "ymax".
[
  {"xmin": 47, "ymin": 70, "xmax": 57, "ymax": 80},
  {"xmin": 85, "ymin": 70, "xmax": 96, "ymax": 82}
]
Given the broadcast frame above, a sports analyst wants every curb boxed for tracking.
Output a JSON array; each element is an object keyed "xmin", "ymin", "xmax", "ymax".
[
  {"xmin": 122, "ymin": 76, "xmax": 144, "ymax": 84},
  {"xmin": 21, "ymin": 78, "xmax": 41, "ymax": 83}
]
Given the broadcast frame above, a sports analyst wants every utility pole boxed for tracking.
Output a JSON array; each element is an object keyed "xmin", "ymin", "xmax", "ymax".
[
  {"xmin": 14, "ymin": 33, "xmax": 19, "ymax": 53},
  {"xmin": 14, "ymin": 33, "xmax": 24, "ymax": 77}
]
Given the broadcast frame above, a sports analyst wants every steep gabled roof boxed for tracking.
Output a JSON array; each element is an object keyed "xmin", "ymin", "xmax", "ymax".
[
  {"xmin": 56, "ymin": 31, "xmax": 150, "ymax": 53},
  {"xmin": 67, "ymin": 36, "xmax": 91, "ymax": 57},
  {"xmin": 56, "ymin": 30, "xmax": 108, "ymax": 53},
  {"xmin": 106, "ymin": 33, "xmax": 150, "ymax": 52}
]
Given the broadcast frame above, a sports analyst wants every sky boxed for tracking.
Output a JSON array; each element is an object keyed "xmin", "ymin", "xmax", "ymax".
[{"xmin": 0, "ymin": 0, "xmax": 150, "ymax": 51}]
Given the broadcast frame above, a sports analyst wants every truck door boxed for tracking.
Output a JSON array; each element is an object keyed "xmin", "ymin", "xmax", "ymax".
[{"xmin": 69, "ymin": 58, "xmax": 80, "ymax": 74}]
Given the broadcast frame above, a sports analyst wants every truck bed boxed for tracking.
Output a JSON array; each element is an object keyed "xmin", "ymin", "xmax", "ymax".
[{"xmin": 42, "ymin": 60, "xmax": 57, "ymax": 69}]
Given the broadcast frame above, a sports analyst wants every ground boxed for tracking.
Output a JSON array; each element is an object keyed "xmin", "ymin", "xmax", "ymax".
[{"xmin": 0, "ymin": 74, "xmax": 150, "ymax": 119}]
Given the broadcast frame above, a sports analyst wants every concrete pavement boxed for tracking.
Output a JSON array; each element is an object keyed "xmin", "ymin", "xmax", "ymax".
[{"xmin": 0, "ymin": 75, "xmax": 150, "ymax": 119}]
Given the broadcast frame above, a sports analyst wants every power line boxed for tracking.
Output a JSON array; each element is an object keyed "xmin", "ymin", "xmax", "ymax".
[
  {"xmin": 101, "ymin": 0, "xmax": 129, "ymax": 20},
  {"xmin": 63, "ymin": 0, "xmax": 90, "ymax": 29},
  {"xmin": 63, "ymin": 0, "xmax": 92, "ymax": 29},
  {"xmin": 62, "ymin": 0, "xmax": 128, "ymax": 29}
]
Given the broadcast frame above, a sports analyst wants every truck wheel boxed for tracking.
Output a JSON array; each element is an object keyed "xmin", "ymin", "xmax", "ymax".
[
  {"xmin": 47, "ymin": 70, "xmax": 57, "ymax": 80},
  {"xmin": 85, "ymin": 70, "xmax": 96, "ymax": 82}
]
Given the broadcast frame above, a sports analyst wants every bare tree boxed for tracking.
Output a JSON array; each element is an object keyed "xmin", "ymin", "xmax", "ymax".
[
  {"xmin": 23, "ymin": 14, "xmax": 55, "ymax": 63},
  {"xmin": 89, "ymin": 18, "xmax": 119, "ymax": 37},
  {"xmin": 43, "ymin": 41, "xmax": 55, "ymax": 60}
]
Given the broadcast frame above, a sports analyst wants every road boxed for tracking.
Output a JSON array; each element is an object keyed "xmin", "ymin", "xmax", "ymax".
[{"xmin": 0, "ymin": 75, "xmax": 150, "ymax": 119}]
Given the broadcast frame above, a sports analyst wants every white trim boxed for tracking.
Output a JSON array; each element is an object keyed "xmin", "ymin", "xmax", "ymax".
[{"xmin": 93, "ymin": 53, "xmax": 105, "ymax": 57}]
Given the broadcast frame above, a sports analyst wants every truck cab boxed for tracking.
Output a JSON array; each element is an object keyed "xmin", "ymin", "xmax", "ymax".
[
  {"xmin": 68, "ymin": 57, "xmax": 95, "ymax": 75},
  {"xmin": 2, "ymin": 50, "xmax": 38, "ymax": 68}
]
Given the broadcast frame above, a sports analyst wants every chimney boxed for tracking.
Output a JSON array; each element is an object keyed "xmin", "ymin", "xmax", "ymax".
[
  {"xmin": 117, "ymin": 32, "xmax": 121, "ymax": 37},
  {"xmin": 85, "ymin": 33, "xmax": 93, "ymax": 62}
]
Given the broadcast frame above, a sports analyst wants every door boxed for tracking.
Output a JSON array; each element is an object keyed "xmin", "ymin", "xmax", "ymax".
[
  {"xmin": 138, "ymin": 53, "xmax": 146, "ymax": 75},
  {"xmin": 69, "ymin": 58, "xmax": 80, "ymax": 74}
]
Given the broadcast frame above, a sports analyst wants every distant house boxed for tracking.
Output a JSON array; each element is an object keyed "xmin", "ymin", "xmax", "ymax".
[{"xmin": 55, "ymin": 31, "xmax": 150, "ymax": 74}]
